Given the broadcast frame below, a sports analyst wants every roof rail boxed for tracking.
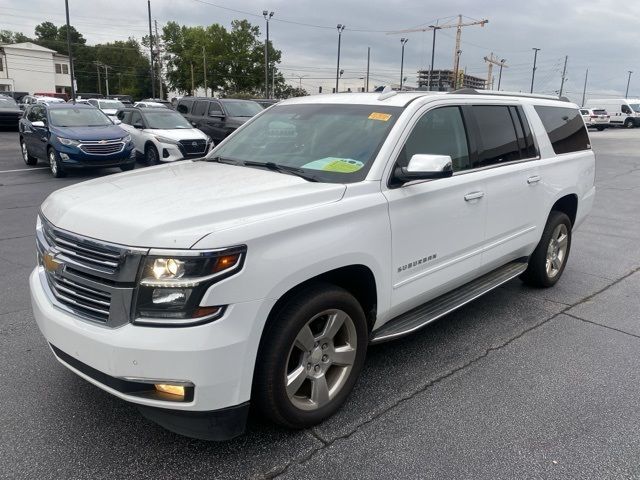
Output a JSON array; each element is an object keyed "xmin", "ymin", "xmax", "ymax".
[
  {"xmin": 450, "ymin": 88, "xmax": 571, "ymax": 103},
  {"xmin": 377, "ymin": 86, "xmax": 398, "ymax": 101}
]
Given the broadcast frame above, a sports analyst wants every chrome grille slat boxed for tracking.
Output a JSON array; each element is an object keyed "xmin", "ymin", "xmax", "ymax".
[
  {"xmin": 52, "ymin": 290, "xmax": 110, "ymax": 317},
  {"xmin": 55, "ymin": 244, "xmax": 120, "ymax": 268},
  {"xmin": 53, "ymin": 236, "xmax": 121, "ymax": 260},
  {"xmin": 58, "ymin": 277, "xmax": 111, "ymax": 299},
  {"xmin": 53, "ymin": 282, "xmax": 111, "ymax": 308}
]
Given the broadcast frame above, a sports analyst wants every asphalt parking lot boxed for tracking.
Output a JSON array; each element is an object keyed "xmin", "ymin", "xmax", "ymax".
[{"xmin": 1, "ymin": 127, "xmax": 639, "ymax": 479}]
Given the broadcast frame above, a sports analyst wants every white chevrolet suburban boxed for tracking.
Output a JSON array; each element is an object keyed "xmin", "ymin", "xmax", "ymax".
[{"xmin": 30, "ymin": 89, "xmax": 595, "ymax": 440}]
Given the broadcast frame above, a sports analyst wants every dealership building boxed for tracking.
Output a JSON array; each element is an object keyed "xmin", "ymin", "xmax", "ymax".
[{"xmin": 0, "ymin": 42, "xmax": 72, "ymax": 95}]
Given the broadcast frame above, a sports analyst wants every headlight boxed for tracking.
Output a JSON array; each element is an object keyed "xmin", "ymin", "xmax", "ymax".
[
  {"xmin": 122, "ymin": 134, "xmax": 132, "ymax": 143},
  {"xmin": 133, "ymin": 246, "xmax": 246, "ymax": 326},
  {"xmin": 58, "ymin": 137, "xmax": 80, "ymax": 146},
  {"xmin": 153, "ymin": 135, "xmax": 179, "ymax": 145}
]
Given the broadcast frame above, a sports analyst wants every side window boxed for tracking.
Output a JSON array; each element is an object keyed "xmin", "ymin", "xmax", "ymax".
[
  {"xmin": 621, "ymin": 104, "xmax": 632, "ymax": 114},
  {"xmin": 192, "ymin": 101, "xmax": 207, "ymax": 116},
  {"xmin": 208, "ymin": 101, "xmax": 223, "ymax": 115},
  {"xmin": 176, "ymin": 100, "xmax": 191, "ymax": 114},
  {"xmin": 472, "ymin": 105, "xmax": 522, "ymax": 167},
  {"xmin": 130, "ymin": 111, "xmax": 143, "ymax": 127},
  {"xmin": 512, "ymin": 106, "xmax": 538, "ymax": 159},
  {"xmin": 580, "ymin": 109, "xmax": 588, "ymax": 115},
  {"xmin": 534, "ymin": 106, "xmax": 590, "ymax": 154},
  {"xmin": 88, "ymin": 99, "xmax": 98, "ymax": 107},
  {"xmin": 397, "ymin": 106, "xmax": 470, "ymax": 172},
  {"xmin": 55, "ymin": 63, "xmax": 62, "ymax": 74},
  {"xmin": 62, "ymin": 64, "xmax": 69, "ymax": 74},
  {"xmin": 26, "ymin": 107, "xmax": 36, "ymax": 122}
]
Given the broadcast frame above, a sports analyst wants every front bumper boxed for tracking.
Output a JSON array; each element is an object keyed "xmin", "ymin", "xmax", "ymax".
[
  {"xmin": 30, "ymin": 267, "xmax": 273, "ymax": 438},
  {"xmin": 56, "ymin": 143, "xmax": 136, "ymax": 168}
]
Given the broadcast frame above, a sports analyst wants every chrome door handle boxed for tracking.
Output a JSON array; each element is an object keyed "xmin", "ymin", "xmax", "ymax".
[
  {"xmin": 527, "ymin": 175, "xmax": 541, "ymax": 184},
  {"xmin": 464, "ymin": 191, "xmax": 485, "ymax": 201}
]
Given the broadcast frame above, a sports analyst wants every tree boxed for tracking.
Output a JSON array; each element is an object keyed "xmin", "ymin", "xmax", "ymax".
[{"xmin": 0, "ymin": 30, "xmax": 32, "ymax": 44}]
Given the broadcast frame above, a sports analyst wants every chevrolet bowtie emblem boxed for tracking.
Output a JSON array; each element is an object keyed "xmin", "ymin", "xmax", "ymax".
[
  {"xmin": 43, "ymin": 251, "xmax": 63, "ymax": 274},
  {"xmin": 99, "ymin": 140, "xmax": 107, "ymax": 144}
]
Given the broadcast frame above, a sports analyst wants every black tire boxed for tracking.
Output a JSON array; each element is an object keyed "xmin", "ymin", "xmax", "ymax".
[
  {"xmin": 521, "ymin": 211, "xmax": 572, "ymax": 288},
  {"xmin": 596, "ymin": 126, "xmax": 605, "ymax": 131},
  {"xmin": 144, "ymin": 144, "xmax": 160, "ymax": 166},
  {"xmin": 48, "ymin": 147, "xmax": 66, "ymax": 178},
  {"xmin": 20, "ymin": 138, "xmax": 38, "ymax": 166},
  {"xmin": 120, "ymin": 162, "xmax": 135, "ymax": 172},
  {"xmin": 624, "ymin": 118, "xmax": 635, "ymax": 128},
  {"xmin": 253, "ymin": 283, "xmax": 368, "ymax": 429}
]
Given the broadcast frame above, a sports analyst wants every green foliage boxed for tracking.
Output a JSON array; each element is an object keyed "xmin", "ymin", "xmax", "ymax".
[{"xmin": 0, "ymin": 30, "xmax": 32, "ymax": 43}]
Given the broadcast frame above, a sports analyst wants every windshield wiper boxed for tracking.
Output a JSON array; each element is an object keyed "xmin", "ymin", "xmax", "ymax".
[
  {"xmin": 205, "ymin": 156, "xmax": 242, "ymax": 165},
  {"xmin": 242, "ymin": 161, "xmax": 318, "ymax": 182}
]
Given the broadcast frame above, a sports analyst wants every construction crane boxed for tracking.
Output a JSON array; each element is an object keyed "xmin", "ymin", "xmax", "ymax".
[
  {"xmin": 484, "ymin": 53, "xmax": 507, "ymax": 90},
  {"xmin": 388, "ymin": 15, "xmax": 489, "ymax": 89}
]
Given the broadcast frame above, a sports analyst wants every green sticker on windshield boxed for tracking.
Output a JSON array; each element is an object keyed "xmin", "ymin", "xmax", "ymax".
[{"xmin": 302, "ymin": 158, "xmax": 364, "ymax": 173}]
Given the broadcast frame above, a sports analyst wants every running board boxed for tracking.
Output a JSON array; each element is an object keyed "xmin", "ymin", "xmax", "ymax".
[{"xmin": 370, "ymin": 259, "xmax": 528, "ymax": 344}]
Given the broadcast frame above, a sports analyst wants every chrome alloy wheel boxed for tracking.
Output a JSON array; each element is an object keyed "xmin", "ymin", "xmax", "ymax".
[
  {"xmin": 546, "ymin": 223, "xmax": 568, "ymax": 278},
  {"xmin": 21, "ymin": 141, "xmax": 29, "ymax": 163},
  {"xmin": 285, "ymin": 309, "xmax": 357, "ymax": 411},
  {"xmin": 49, "ymin": 149, "xmax": 58, "ymax": 175}
]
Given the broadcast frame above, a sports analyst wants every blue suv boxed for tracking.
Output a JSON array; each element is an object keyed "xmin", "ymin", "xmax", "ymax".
[{"xmin": 19, "ymin": 103, "xmax": 135, "ymax": 177}]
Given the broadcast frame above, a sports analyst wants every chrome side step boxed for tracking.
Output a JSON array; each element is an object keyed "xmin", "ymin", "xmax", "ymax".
[{"xmin": 370, "ymin": 259, "xmax": 528, "ymax": 344}]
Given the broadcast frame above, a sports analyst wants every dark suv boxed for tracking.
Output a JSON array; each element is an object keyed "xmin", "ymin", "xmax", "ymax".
[
  {"xmin": 176, "ymin": 97, "xmax": 263, "ymax": 143},
  {"xmin": 19, "ymin": 103, "xmax": 135, "ymax": 177}
]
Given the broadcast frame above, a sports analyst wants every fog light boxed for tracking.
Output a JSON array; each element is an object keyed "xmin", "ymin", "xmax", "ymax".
[
  {"xmin": 60, "ymin": 153, "xmax": 69, "ymax": 160},
  {"xmin": 155, "ymin": 384, "xmax": 185, "ymax": 397}
]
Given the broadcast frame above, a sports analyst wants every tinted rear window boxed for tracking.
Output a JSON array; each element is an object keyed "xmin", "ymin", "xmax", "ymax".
[
  {"xmin": 534, "ymin": 106, "xmax": 590, "ymax": 154},
  {"xmin": 472, "ymin": 105, "xmax": 522, "ymax": 167}
]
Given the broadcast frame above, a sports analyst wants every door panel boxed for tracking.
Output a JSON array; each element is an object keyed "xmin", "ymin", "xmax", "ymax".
[{"xmin": 383, "ymin": 105, "xmax": 486, "ymax": 317}]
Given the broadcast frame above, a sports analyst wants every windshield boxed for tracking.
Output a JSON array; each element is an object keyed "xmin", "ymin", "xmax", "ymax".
[
  {"xmin": 144, "ymin": 110, "xmax": 192, "ymax": 129},
  {"xmin": 208, "ymin": 104, "xmax": 402, "ymax": 183},
  {"xmin": 630, "ymin": 104, "xmax": 640, "ymax": 113},
  {"xmin": 223, "ymin": 101, "xmax": 264, "ymax": 117},
  {"xmin": 0, "ymin": 97, "xmax": 18, "ymax": 109},
  {"xmin": 98, "ymin": 100, "xmax": 124, "ymax": 110},
  {"xmin": 49, "ymin": 108, "xmax": 113, "ymax": 127}
]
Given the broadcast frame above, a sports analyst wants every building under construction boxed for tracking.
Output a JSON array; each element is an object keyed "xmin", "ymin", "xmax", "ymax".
[{"xmin": 417, "ymin": 69, "xmax": 486, "ymax": 91}]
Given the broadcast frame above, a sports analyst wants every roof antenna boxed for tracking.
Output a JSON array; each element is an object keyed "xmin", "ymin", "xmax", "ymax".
[{"xmin": 378, "ymin": 86, "xmax": 397, "ymax": 101}]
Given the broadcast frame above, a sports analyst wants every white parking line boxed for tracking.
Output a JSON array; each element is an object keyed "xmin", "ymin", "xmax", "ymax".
[{"xmin": 0, "ymin": 167, "xmax": 49, "ymax": 173}]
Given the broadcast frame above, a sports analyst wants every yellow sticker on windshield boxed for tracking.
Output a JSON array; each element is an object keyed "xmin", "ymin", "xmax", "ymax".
[{"xmin": 368, "ymin": 112, "xmax": 392, "ymax": 121}]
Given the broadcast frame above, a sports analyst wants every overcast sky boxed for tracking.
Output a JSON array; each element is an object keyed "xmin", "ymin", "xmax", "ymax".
[{"xmin": 3, "ymin": 0, "xmax": 638, "ymax": 103}]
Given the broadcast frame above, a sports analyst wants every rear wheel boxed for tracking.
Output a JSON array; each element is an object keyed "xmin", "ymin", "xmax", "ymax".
[
  {"xmin": 144, "ymin": 144, "xmax": 159, "ymax": 166},
  {"xmin": 624, "ymin": 118, "xmax": 635, "ymax": 128},
  {"xmin": 20, "ymin": 138, "xmax": 37, "ymax": 165},
  {"xmin": 253, "ymin": 284, "xmax": 368, "ymax": 429},
  {"xmin": 596, "ymin": 126, "xmax": 605, "ymax": 131},
  {"xmin": 48, "ymin": 148, "xmax": 66, "ymax": 178},
  {"xmin": 521, "ymin": 211, "xmax": 571, "ymax": 288}
]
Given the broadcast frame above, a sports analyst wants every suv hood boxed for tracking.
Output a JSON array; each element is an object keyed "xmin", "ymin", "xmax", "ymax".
[
  {"xmin": 41, "ymin": 161, "xmax": 346, "ymax": 248},
  {"xmin": 143, "ymin": 128, "xmax": 207, "ymax": 140},
  {"xmin": 51, "ymin": 125, "xmax": 126, "ymax": 141}
]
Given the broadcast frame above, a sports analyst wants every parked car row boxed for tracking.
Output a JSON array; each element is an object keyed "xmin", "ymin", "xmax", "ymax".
[{"xmin": 580, "ymin": 98, "xmax": 640, "ymax": 129}]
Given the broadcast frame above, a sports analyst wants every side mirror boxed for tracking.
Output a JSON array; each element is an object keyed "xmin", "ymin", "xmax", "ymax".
[
  {"xmin": 395, "ymin": 154, "xmax": 453, "ymax": 184},
  {"xmin": 113, "ymin": 118, "xmax": 122, "ymax": 125},
  {"xmin": 133, "ymin": 123, "xmax": 144, "ymax": 129},
  {"xmin": 31, "ymin": 120, "xmax": 46, "ymax": 128}
]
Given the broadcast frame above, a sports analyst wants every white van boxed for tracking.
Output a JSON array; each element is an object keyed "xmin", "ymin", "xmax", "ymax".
[{"xmin": 584, "ymin": 98, "xmax": 640, "ymax": 128}]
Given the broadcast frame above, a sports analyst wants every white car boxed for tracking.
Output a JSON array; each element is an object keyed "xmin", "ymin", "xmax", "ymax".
[
  {"xmin": 117, "ymin": 107, "xmax": 212, "ymax": 163},
  {"xmin": 34, "ymin": 96, "xmax": 66, "ymax": 106},
  {"xmin": 86, "ymin": 98, "xmax": 125, "ymax": 121},
  {"xmin": 30, "ymin": 89, "xmax": 595, "ymax": 441},
  {"xmin": 580, "ymin": 108, "xmax": 610, "ymax": 130},
  {"xmin": 134, "ymin": 101, "xmax": 168, "ymax": 109},
  {"xmin": 584, "ymin": 98, "xmax": 640, "ymax": 128}
]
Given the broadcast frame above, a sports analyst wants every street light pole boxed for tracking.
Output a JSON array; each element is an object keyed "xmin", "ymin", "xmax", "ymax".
[
  {"xmin": 400, "ymin": 38, "xmax": 408, "ymax": 90},
  {"xmin": 530, "ymin": 47, "xmax": 540, "ymax": 94},
  {"xmin": 497, "ymin": 58, "xmax": 505, "ymax": 90},
  {"xmin": 365, "ymin": 46, "xmax": 370, "ymax": 92},
  {"xmin": 147, "ymin": 0, "xmax": 155, "ymax": 98},
  {"xmin": 428, "ymin": 25, "xmax": 439, "ymax": 91},
  {"xmin": 263, "ymin": 10, "xmax": 274, "ymax": 99},
  {"xmin": 626, "ymin": 70, "xmax": 633, "ymax": 98},
  {"xmin": 64, "ymin": 0, "xmax": 76, "ymax": 102},
  {"xmin": 335, "ymin": 24, "xmax": 345, "ymax": 93}
]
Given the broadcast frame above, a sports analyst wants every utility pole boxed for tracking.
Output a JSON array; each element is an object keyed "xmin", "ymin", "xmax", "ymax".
[
  {"xmin": 93, "ymin": 61, "xmax": 102, "ymax": 95},
  {"xmin": 64, "ymin": 0, "xmax": 76, "ymax": 102},
  {"xmin": 388, "ymin": 16, "xmax": 487, "ymax": 91},
  {"xmin": 400, "ymin": 38, "xmax": 408, "ymax": 90},
  {"xmin": 202, "ymin": 46, "xmax": 207, "ymax": 97},
  {"xmin": 154, "ymin": 20, "xmax": 163, "ymax": 99},
  {"xmin": 190, "ymin": 62, "xmax": 194, "ymax": 95},
  {"xmin": 625, "ymin": 71, "xmax": 632, "ymax": 98},
  {"xmin": 262, "ymin": 11, "xmax": 274, "ymax": 99},
  {"xmin": 484, "ymin": 53, "xmax": 507, "ymax": 91},
  {"xmin": 581, "ymin": 68, "xmax": 588, "ymax": 106},
  {"xmin": 147, "ymin": 0, "xmax": 155, "ymax": 98},
  {"xmin": 272, "ymin": 65, "xmax": 275, "ymax": 96},
  {"xmin": 335, "ymin": 24, "xmax": 345, "ymax": 93},
  {"xmin": 365, "ymin": 46, "xmax": 370, "ymax": 92},
  {"xmin": 530, "ymin": 47, "xmax": 540, "ymax": 93},
  {"xmin": 103, "ymin": 64, "xmax": 111, "ymax": 96},
  {"xmin": 559, "ymin": 55, "xmax": 568, "ymax": 97},
  {"xmin": 428, "ymin": 25, "xmax": 440, "ymax": 91}
]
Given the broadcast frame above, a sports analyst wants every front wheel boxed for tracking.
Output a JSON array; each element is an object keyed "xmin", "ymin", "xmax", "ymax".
[
  {"xmin": 144, "ymin": 144, "xmax": 159, "ymax": 166},
  {"xmin": 48, "ymin": 148, "xmax": 66, "ymax": 178},
  {"xmin": 21, "ymin": 138, "xmax": 38, "ymax": 165},
  {"xmin": 624, "ymin": 118, "xmax": 635, "ymax": 128},
  {"xmin": 253, "ymin": 284, "xmax": 368, "ymax": 429},
  {"xmin": 596, "ymin": 126, "xmax": 605, "ymax": 131},
  {"xmin": 521, "ymin": 211, "xmax": 572, "ymax": 288}
]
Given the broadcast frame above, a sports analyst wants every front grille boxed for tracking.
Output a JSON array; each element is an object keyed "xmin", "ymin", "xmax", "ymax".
[
  {"xmin": 178, "ymin": 139, "xmax": 207, "ymax": 156},
  {"xmin": 79, "ymin": 140, "xmax": 125, "ymax": 155},
  {"xmin": 42, "ymin": 221, "xmax": 122, "ymax": 274},
  {"xmin": 46, "ymin": 272, "xmax": 111, "ymax": 322},
  {"xmin": 37, "ymin": 216, "xmax": 147, "ymax": 327}
]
